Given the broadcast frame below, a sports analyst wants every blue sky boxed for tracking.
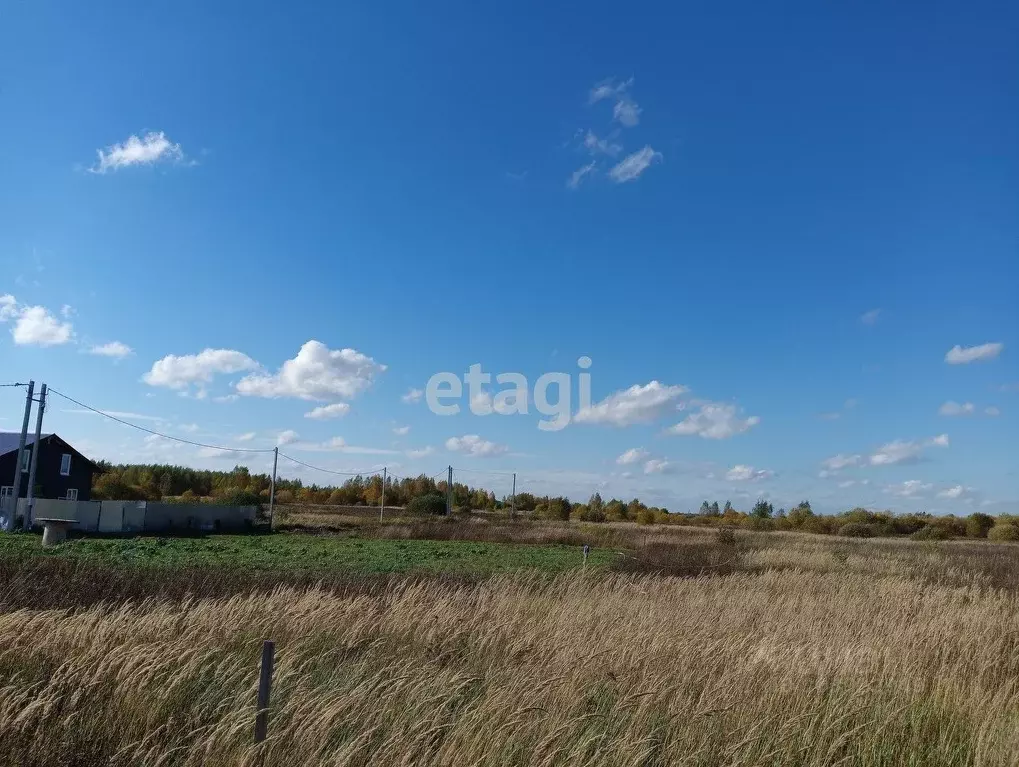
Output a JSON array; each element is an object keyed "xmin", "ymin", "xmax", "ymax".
[{"xmin": 1, "ymin": 0, "xmax": 1017, "ymax": 513}]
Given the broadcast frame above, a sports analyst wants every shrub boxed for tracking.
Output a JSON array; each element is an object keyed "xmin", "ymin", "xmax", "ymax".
[
  {"xmin": 966, "ymin": 513, "xmax": 995, "ymax": 539},
  {"xmin": 988, "ymin": 524, "xmax": 1019, "ymax": 542},
  {"xmin": 838, "ymin": 522, "xmax": 874, "ymax": 538},
  {"xmin": 716, "ymin": 526, "xmax": 737, "ymax": 546},
  {"xmin": 911, "ymin": 525, "xmax": 953, "ymax": 541},
  {"xmin": 406, "ymin": 494, "xmax": 447, "ymax": 516},
  {"xmin": 578, "ymin": 506, "xmax": 606, "ymax": 523},
  {"xmin": 215, "ymin": 489, "xmax": 263, "ymax": 508}
]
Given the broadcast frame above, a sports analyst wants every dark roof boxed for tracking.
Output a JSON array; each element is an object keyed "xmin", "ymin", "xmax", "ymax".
[{"xmin": 0, "ymin": 432, "xmax": 54, "ymax": 457}]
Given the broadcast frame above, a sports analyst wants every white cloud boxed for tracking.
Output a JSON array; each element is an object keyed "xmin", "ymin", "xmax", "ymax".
[
  {"xmin": 197, "ymin": 447, "xmax": 250, "ymax": 460},
  {"xmin": 402, "ymin": 388, "xmax": 424, "ymax": 404},
  {"xmin": 304, "ymin": 403, "xmax": 351, "ymax": 420},
  {"xmin": 589, "ymin": 77, "xmax": 632, "ymax": 104},
  {"xmin": 0, "ymin": 296, "xmax": 74, "ymax": 347},
  {"xmin": 214, "ymin": 394, "xmax": 240, "ymax": 403},
  {"xmin": 89, "ymin": 341, "xmax": 133, "ymax": 359},
  {"xmin": 886, "ymin": 480, "xmax": 932, "ymax": 498},
  {"xmin": 726, "ymin": 465, "xmax": 773, "ymax": 482},
  {"xmin": 945, "ymin": 342, "xmax": 1004, "ymax": 364},
  {"xmin": 613, "ymin": 98, "xmax": 641, "ymax": 127},
  {"xmin": 821, "ymin": 453, "xmax": 862, "ymax": 471},
  {"xmin": 393, "ymin": 425, "xmax": 411, "ymax": 436},
  {"xmin": 608, "ymin": 146, "xmax": 661, "ymax": 183},
  {"xmin": 12, "ymin": 306, "xmax": 74, "ymax": 346},
  {"xmin": 445, "ymin": 434, "xmax": 508, "ymax": 457},
  {"xmin": 236, "ymin": 340, "xmax": 385, "ymax": 401},
  {"xmin": 860, "ymin": 309, "xmax": 881, "ymax": 325},
  {"xmin": 575, "ymin": 381, "xmax": 688, "ymax": 427},
  {"xmin": 236, "ymin": 432, "xmax": 256, "ymax": 442},
  {"xmin": 407, "ymin": 446, "xmax": 435, "ymax": 459},
  {"xmin": 60, "ymin": 304, "xmax": 74, "ymax": 318},
  {"xmin": 643, "ymin": 459, "xmax": 671, "ymax": 475},
  {"xmin": 869, "ymin": 434, "xmax": 948, "ymax": 466},
  {"xmin": 985, "ymin": 406, "xmax": 1001, "ymax": 417},
  {"xmin": 666, "ymin": 402, "xmax": 760, "ymax": 440},
  {"xmin": 837, "ymin": 480, "xmax": 857, "ymax": 488},
  {"xmin": 276, "ymin": 429, "xmax": 299, "ymax": 446},
  {"xmin": 937, "ymin": 485, "xmax": 968, "ymax": 499},
  {"xmin": 144, "ymin": 348, "xmax": 258, "ymax": 390},
  {"xmin": 583, "ymin": 130, "xmax": 621, "ymax": 157},
  {"xmin": 567, "ymin": 161, "xmax": 597, "ymax": 189},
  {"xmin": 91, "ymin": 131, "xmax": 185, "ymax": 173},
  {"xmin": 616, "ymin": 447, "xmax": 649, "ymax": 465},
  {"xmin": 939, "ymin": 401, "xmax": 975, "ymax": 416}
]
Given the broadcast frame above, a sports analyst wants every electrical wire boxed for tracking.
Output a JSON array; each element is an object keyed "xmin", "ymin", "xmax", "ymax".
[
  {"xmin": 46, "ymin": 387, "xmax": 276, "ymax": 453},
  {"xmin": 0, "ymin": 383, "xmax": 27, "ymax": 388},
  {"xmin": 277, "ymin": 451, "xmax": 385, "ymax": 477},
  {"xmin": 451, "ymin": 466, "xmax": 516, "ymax": 477}
]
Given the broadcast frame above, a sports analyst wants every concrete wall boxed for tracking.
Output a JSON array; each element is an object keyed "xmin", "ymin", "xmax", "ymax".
[{"xmin": 7, "ymin": 499, "xmax": 257, "ymax": 534}]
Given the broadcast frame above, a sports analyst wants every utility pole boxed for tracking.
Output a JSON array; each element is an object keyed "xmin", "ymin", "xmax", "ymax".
[
  {"xmin": 379, "ymin": 467, "xmax": 386, "ymax": 522},
  {"xmin": 268, "ymin": 446, "xmax": 278, "ymax": 530},
  {"xmin": 446, "ymin": 466, "xmax": 453, "ymax": 515},
  {"xmin": 25, "ymin": 384, "xmax": 46, "ymax": 530},
  {"xmin": 7, "ymin": 380, "xmax": 34, "ymax": 530},
  {"xmin": 510, "ymin": 472, "xmax": 516, "ymax": 521}
]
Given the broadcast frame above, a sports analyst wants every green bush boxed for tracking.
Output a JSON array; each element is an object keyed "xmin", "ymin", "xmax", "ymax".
[
  {"xmin": 406, "ymin": 494, "xmax": 448, "ymax": 516},
  {"xmin": 838, "ymin": 522, "xmax": 874, "ymax": 538},
  {"xmin": 988, "ymin": 524, "xmax": 1019, "ymax": 542},
  {"xmin": 911, "ymin": 525, "xmax": 953, "ymax": 541}
]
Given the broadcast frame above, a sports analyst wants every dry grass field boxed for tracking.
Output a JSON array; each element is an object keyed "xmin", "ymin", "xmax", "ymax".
[{"xmin": 2, "ymin": 522, "xmax": 1019, "ymax": 766}]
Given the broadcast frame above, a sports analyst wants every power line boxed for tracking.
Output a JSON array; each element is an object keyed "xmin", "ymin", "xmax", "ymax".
[
  {"xmin": 0, "ymin": 383, "xmax": 27, "ymax": 388},
  {"xmin": 277, "ymin": 451, "xmax": 385, "ymax": 477},
  {"xmin": 452, "ymin": 466, "xmax": 516, "ymax": 477},
  {"xmin": 46, "ymin": 387, "xmax": 276, "ymax": 453}
]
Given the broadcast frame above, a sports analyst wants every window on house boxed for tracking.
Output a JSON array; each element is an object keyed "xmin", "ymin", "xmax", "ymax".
[
  {"xmin": 21, "ymin": 450, "xmax": 30, "ymax": 472},
  {"xmin": 0, "ymin": 486, "xmax": 13, "ymax": 498},
  {"xmin": 65, "ymin": 488, "xmax": 78, "ymax": 501},
  {"xmin": 60, "ymin": 453, "xmax": 72, "ymax": 476}
]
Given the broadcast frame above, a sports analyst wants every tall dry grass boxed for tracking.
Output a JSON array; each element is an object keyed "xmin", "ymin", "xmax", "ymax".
[{"xmin": 4, "ymin": 536, "xmax": 1019, "ymax": 765}]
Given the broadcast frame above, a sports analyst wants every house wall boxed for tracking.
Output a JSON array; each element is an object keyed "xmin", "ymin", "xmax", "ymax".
[{"xmin": 0, "ymin": 437, "xmax": 94, "ymax": 501}]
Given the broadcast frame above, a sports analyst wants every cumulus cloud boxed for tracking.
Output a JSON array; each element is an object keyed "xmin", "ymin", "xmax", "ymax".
[
  {"xmin": 393, "ymin": 425, "xmax": 411, "ymax": 436},
  {"xmin": 945, "ymin": 342, "xmax": 1004, "ymax": 364},
  {"xmin": 236, "ymin": 432, "xmax": 256, "ymax": 442},
  {"xmin": 869, "ymin": 434, "xmax": 949, "ymax": 466},
  {"xmin": 89, "ymin": 341, "xmax": 133, "ymax": 359},
  {"xmin": 725, "ymin": 465, "xmax": 773, "ymax": 482},
  {"xmin": 236, "ymin": 340, "xmax": 385, "ymax": 401},
  {"xmin": 402, "ymin": 388, "xmax": 424, "ymax": 404},
  {"xmin": 276, "ymin": 430, "xmax": 299, "ymax": 446},
  {"xmin": 985, "ymin": 406, "xmax": 1001, "ymax": 417},
  {"xmin": 0, "ymin": 296, "xmax": 74, "ymax": 346},
  {"xmin": 144, "ymin": 348, "xmax": 258, "ymax": 391},
  {"xmin": 937, "ymin": 485, "xmax": 969, "ymax": 499},
  {"xmin": 608, "ymin": 146, "xmax": 661, "ymax": 183},
  {"xmin": 575, "ymin": 381, "xmax": 688, "ymax": 426},
  {"xmin": 304, "ymin": 403, "xmax": 351, "ymax": 420},
  {"xmin": 445, "ymin": 434, "xmax": 508, "ymax": 457},
  {"xmin": 616, "ymin": 447, "xmax": 649, "ymax": 465},
  {"xmin": 407, "ymin": 446, "xmax": 435, "ymax": 459},
  {"xmin": 666, "ymin": 402, "xmax": 760, "ymax": 440},
  {"xmin": 939, "ymin": 401, "xmax": 975, "ymax": 416},
  {"xmin": 91, "ymin": 131, "xmax": 186, "ymax": 173}
]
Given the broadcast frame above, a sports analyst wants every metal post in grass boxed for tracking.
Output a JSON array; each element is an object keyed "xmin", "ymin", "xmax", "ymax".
[
  {"xmin": 254, "ymin": 639, "xmax": 275, "ymax": 743},
  {"xmin": 583, "ymin": 544, "xmax": 590, "ymax": 568},
  {"xmin": 380, "ymin": 466, "xmax": 386, "ymax": 522}
]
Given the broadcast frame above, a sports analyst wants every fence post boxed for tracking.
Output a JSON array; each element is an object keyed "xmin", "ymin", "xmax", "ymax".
[{"xmin": 254, "ymin": 639, "xmax": 275, "ymax": 743}]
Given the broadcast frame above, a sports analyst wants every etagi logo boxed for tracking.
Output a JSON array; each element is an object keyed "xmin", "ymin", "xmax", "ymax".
[{"xmin": 425, "ymin": 357, "xmax": 593, "ymax": 432}]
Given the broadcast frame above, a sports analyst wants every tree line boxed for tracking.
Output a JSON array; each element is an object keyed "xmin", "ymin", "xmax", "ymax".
[{"xmin": 92, "ymin": 463, "xmax": 1019, "ymax": 541}]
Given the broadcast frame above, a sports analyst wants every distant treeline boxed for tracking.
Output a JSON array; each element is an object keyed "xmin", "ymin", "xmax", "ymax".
[{"xmin": 92, "ymin": 463, "xmax": 1019, "ymax": 541}]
